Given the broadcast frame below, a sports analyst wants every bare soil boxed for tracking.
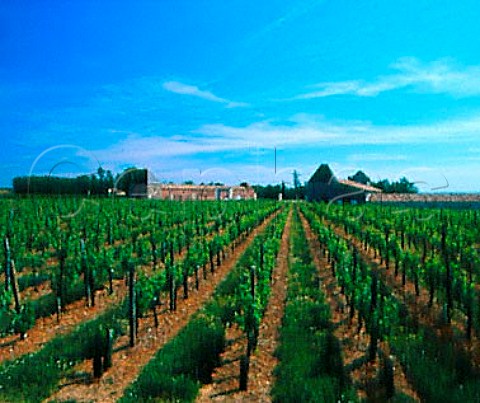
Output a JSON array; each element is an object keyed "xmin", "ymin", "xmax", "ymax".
[
  {"xmin": 196, "ymin": 208, "xmax": 292, "ymax": 402},
  {"xmin": 46, "ymin": 212, "xmax": 279, "ymax": 403},
  {"xmin": 326, "ymin": 218, "xmax": 480, "ymax": 369},
  {"xmin": 299, "ymin": 211, "xmax": 420, "ymax": 402},
  {"xmin": 0, "ymin": 223, "xmax": 210, "ymax": 364},
  {"xmin": 0, "ymin": 280, "xmax": 127, "ymax": 364}
]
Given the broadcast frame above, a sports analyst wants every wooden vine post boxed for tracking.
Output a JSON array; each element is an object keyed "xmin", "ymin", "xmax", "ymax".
[
  {"xmin": 182, "ymin": 261, "xmax": 189, "ymax": 300},
  {"xmin": 57, "ymin": 241, "xmax": 67, "ymax": 317},
  {"xmin": 384, "ymin": 226, "xmax": 390, "ymax": 270},
  {"xmin": 413, "ymin": 254, "xmax": 420, "ymax": 297},
  {"xmin": 422, "ymin": 236, "xmax": 427, "ymax": 266},
  {"xmin": 4, "ymin": 237, "xmax": 11, "ymax": 292},
  {"xmin": 349, "ymin": 248, "xmax": 358, "ymax": 321},
  {"xmin": 10, "ymin": 259, "xmax": 21, "ymax": 314},
  {"xmin": 240, "ymin": 264, "xmax": 257, "ymax": 391},
  {"xmin": 150, "ymin": 235, "xmax": 157, "ymax": 271},
  {"xmin": 195, "ymin": 264, "xmax": 200, "ymax": 290},
  {"xmin": 441, "ymin": 223, "xmax": 452, "ymax": 324},
  {"xmin": 251, "ymin": 264, "xmax": 259, "ymax": 350},
  {"xmin": 93, "ymin": 331, "xmax": 103, "ymax": 379},
  {"xmin": 393, "ymin": 243, "xmax": 399, "ymax": 277},
  {"xmin": 104, "ymin": 328, "xmax": 113, "ymax": 370},
  {"xmin": 368, "ymin": 273, "xmax": 378, "ymax": 362},
  {"xmin": 216, "ymin": 241, "xmax": 221, "ymax": 267},
  {"xmin": 381, "ymin": 356, "xmax": 395, "ymax": 399},
  {"xmin": 81, "ymin": 239, "xmax": 93, "ymax": 307},
  {"xmin": 168, "ymin": 242, "xmax": 176, "ymax": 311},
  {"xmin": 93, "ymin": 327, "xmax": 114, "ymax": 379},
  {"xmin": 107, "ymin": 218, "xmax": 113, "ymax": 245},
  {"xmin": 160, "ymin": 240, "xmax": 166, "ymax": 264},
  {"xmin": 151, "ymin": 297, "xmax": 159, "ymax": 328},
  {"xmin": 203, "ymin": 245, "xmax": 208, "ymax": 280},
  {"xmin": 129, "ymin": 261, "xmax": 137, "ymax": 347},
  {"xmin": 108, "ymin": 267, "xmax": 114, "ymax": 295},
  {"xmin": 209, "ymin": 244, "xmax": 215, "ymax": 274}
]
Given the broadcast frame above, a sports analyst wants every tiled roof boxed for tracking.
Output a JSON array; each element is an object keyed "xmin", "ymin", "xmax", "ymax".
[{"xmin": 338, "ymin": 179, "xmax": 382, "ymax": 193}]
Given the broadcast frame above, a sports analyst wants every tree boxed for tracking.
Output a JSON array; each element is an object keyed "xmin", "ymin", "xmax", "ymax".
[
  {"xmin": 104, "ymin": 170, "xmax": 115, "ymax": 191},
  {"xmin": 395, "ymin": 177, "xmax": 418, "ymax": 193},
  {"xmin": 12, "ymin": 167, "xmax": 116, "ymax": 195},
  {"xmin": 292, "ymin": 170, "xmax": 304, "ymax": 199},
  {"xmin": 116, "ymin": 168, "xmax": 148, "ymax": 197},
  {"xmin": 348, "ymin": 170, "xmax": 371, "ymax": 185},
  {"xmin": 293, "ymin": 170, "xmax": 301, "ymax": 189},
  {"xmin": 252, "ymin": 185, "xmax": 282, "ymax": 199},
  {"xmin": 97, "ymin": 167, "xmax": 105, "ymax": 182},
  {"xmin": 372, "ymin": 177, "xmax": 418, "ymax": 193}
]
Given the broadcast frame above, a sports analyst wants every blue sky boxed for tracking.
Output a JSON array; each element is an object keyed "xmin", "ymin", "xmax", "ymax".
[{"xmin": 2, "ymin": 0, "xmax": 480, "ymax": 191}]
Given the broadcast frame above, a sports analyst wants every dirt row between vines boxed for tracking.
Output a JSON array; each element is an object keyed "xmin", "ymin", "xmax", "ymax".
[
  {"xmin": 299, "ymin": 211, "xmax": 420, "ymax": 402},
  {"xmin": 0, "ymin": 218, "xmax": 228, "ymax": 364},
  {"xmin": 46, "ymin": 211, "xmax": 280, "ymax": 403},
  {"xmin": 0, "ymin": 280, "xmax": 127, "ymax": 363},
  {"xmin": 6, "ymin": 219, "xmax": 219, "ymax": 304},
  {"xmin": 0, "ymin": 215, "xmax": 218, "ymax": 306},
  {"xmin": 196, "ymin": 208, "xmax": 292, "ymax": 402},
  {"xmin": 324, "ymin": 217, "xmax": 480, "ymax": 369}
]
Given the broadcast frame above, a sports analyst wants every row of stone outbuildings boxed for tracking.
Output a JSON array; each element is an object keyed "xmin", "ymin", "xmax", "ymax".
[
  {"xmin": 146, "ymin": 183, "xmax": 257, "ymax": 201},
  {"xmin": 306, "ymin": 163, "xmax": 480, "ymax": 207}
]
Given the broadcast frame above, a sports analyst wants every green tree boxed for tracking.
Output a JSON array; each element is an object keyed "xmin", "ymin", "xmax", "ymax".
[
  {"xmin": 372, "ymin": 177, "xmax": 418, "ymax": 193},
  {"xmin": 348, "ymin": 170, "xmax": 371, "ymax": 185}
]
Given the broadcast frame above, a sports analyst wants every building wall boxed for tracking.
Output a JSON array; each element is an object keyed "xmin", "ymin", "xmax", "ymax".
[
  {"xmin": 370, "ymin": 193, "xmax": 480, "ymax": 208},
  {"xmin": 148, "ymin": 184, "xmax": 256, "ymax": 201},
  {"xmin": 306, "ymin": 182, "xmax": 367, "ymax": 203}
]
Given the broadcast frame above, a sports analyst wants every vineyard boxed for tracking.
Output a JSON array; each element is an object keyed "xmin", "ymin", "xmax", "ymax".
[{"xmin": 0, "ymin": 197, "xmax": 479, "ymax": 401}]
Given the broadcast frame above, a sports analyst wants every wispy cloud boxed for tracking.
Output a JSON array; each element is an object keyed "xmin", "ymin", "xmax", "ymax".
[
  {"xmin": 294, "ymin": 57, "xmax": 480, "ymax": 99},
  {"xmin": 163, "ymin": 81, "xmax": 248, "ymax": 108},
  {"xmin": 91, "ymin": 112, "xmax": 480, "ymax": 164},
  {"xmin": 348, "ymin": 153, "xmax": 408, "ymax": 162}
]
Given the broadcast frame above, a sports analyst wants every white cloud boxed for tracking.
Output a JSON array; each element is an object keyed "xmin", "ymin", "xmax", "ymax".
[
  {"xmin": 163, "ymin": 81, "xmax": 248, "ymax": 107},
  {"xmin": 91, "ymin": 112, "xmax": 480, "ymax": 165},
  {"xmin": 348, "ymin": 153, "xmax": 408, "ymax": 162},
  {"xmin": 363, "ymin": 164, "xmax": 478, "ymax": 193},
  {"xmin": 82, "ymin": 112, "xmax": 480, "ymax": 191},
  {"xmin": 294, "ymin": 57, "xmax": 480, "ymax": 99}
]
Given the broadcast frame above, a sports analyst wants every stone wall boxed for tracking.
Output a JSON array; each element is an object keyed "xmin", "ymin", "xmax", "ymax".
[{"xmin": 148, "ymin": 184, "xmax": 256, "ymax": 201}]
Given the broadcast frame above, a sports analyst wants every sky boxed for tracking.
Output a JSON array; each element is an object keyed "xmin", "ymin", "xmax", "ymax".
[{"xmin": 2, "ymin": 0, "xmax": 480, "ymax": 191}]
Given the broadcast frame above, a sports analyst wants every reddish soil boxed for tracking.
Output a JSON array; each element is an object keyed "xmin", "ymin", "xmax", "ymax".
[
  {"xmin": 4, "ymin": 219, "xmax": 214, "ymax": 302},
  {"xmin": 46, "ymin": 212, "xmax": 280, "ymax": 403},
  {"xmin": 18, "ymin": 281, "xmax": 52, "ymax": 302},
  {"xmin": 0, "ymin": 280, "xmax": 127, "ymax": 364},
  {"xmin": 197, "ymin": 324, "xmax": 248, "ymax": 402},
  {"xmin": 326, "ymin": 218, "xmax": 480, "ymax": 369},
  {"xmin": 196, "ymin": 208, "xmax": 292, "ymax": 402},
  {"xmin": 299, "ymin": 211, "xmax": 420, "ymax": 402},
  {"xmin": 242, "ymin": 209, "xmax": 291, "ymax": 401},
  {"xmin": 0, "ymin": 220, "xmax": 219, "ymax": 364}
]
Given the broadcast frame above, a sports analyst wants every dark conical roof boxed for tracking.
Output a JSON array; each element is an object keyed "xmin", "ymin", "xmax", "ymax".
[{"xmin": 309, "ymin": 164, "xmax": 336, "ymax": 183}]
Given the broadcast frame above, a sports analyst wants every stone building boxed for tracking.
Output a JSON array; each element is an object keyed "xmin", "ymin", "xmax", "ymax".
[
  {"xmin": 147, "ymin": 183, "xmax": 256, "ymax": 201},
  {"xmin": 306, "ymin": 164, "xmax": 381, "ymax": 203}
]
